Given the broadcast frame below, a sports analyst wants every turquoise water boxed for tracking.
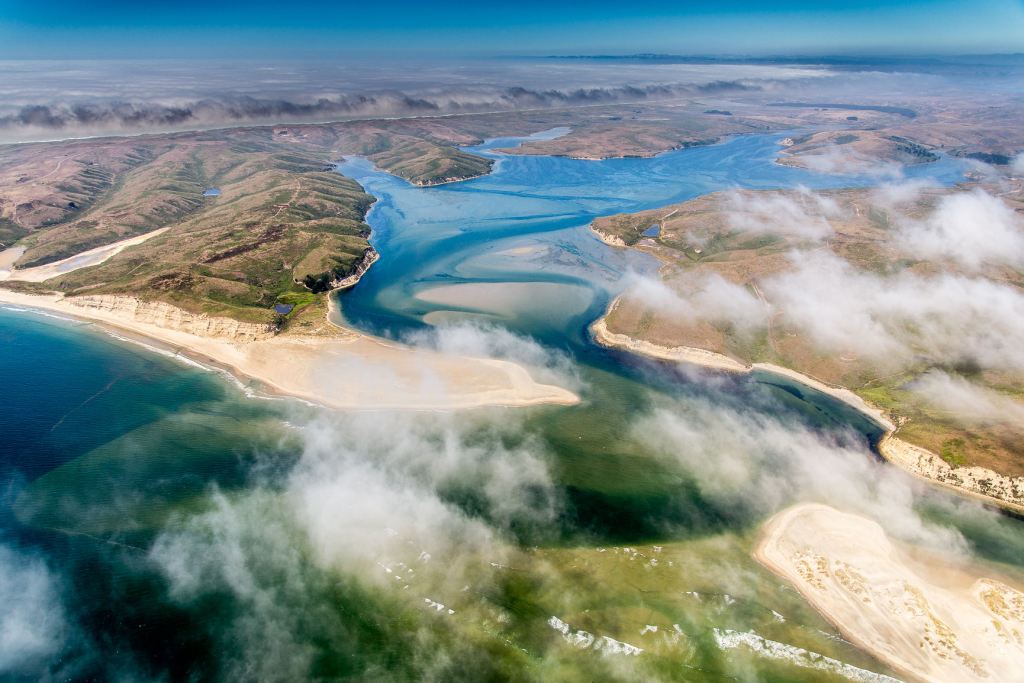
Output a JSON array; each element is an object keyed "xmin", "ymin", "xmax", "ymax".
[
  {"xmin": 3, "ymin": 132, "xmax": 1022, "ymax": 680},
  {"xmin": 337, "ymin": 131, "xmax": 964, "ymax": 346},
  {"xmin": 335, "ymin": 131, "xmax": 967, "ymax": 475}
]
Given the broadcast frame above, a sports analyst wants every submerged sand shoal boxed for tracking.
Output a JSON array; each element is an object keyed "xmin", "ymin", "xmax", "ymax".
[
  {"xmin": 0, "ymin": 290, "xmax": 578, "ymax": 411},
  {"xmin": 755, "ymin": 503, "xmax": 1024, "ymax": 683}
]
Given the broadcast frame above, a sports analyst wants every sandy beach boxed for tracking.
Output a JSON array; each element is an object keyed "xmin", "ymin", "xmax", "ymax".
[
  {"xmin": 0, "ymin": 289, "xmax": 578, "ymax": 411},
  {"xmin": 755, "ymin": 503, "xmax": 1024, "ymax": 683}
]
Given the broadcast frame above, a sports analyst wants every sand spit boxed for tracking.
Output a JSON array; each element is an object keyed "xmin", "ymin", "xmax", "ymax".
[
  {"xmin": 0, "ymin": 228, "xmax": 169, "ymax": 282},
  {"xmin": 0, "ymin": 246, "xmax": 26, "ymax": 272},
  {"xmin": 756, "ymin": 504, "xmax": 1024, "ymax": 683},
  {"xmin": 591, "ymin": 309, "xmax": 1024, "ymax": 513},
  {"xmin": 0, "ymin": 290, "xmax": 578, "ymax": 411}
]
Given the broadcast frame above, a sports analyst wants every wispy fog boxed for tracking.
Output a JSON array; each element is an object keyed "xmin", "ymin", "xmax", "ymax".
[
  {"xmin": 148, "ymin": 407, "xmax": 560, "ymax": 679},
  {"xmin": 624, "ymin": 183, "xmax": 1024, "ymax": 375},
  {"xmin": 765, "ymin": 250, "xmax": 1024, "ymax": 371},
  {"xmin": 634, "ymin": 394, "xmax": 970, "ymax": 553},
  {"xmin": 892, "ymin": 188, "xmax": 1024, "ymax": 270},
  {"xmin": 623, "ymin": 272, "xmax": 769, "ymax": 334},
  {"xmin": 909, "ymin": 370, "xmax": 1024, "ymax": 426},
  {"xmin": 0, "ymin": 541, "xmax": 68, "ymax": 675},
  {"xmin": 405, "ymin": 320, "xmax": 583, "ymax": 393},
  {"xmin": 724, "ymin": 187, "xmax": 843, "ymax": 241},
  {"xmin": 0, "ymin": 59, "xmax": 837, "ymax": 142}
]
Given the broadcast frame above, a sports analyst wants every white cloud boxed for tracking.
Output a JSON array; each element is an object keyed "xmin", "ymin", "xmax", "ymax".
[
  {"xmin": 405, "ymin": 320, "xmax": 582, "ymax": 392},
  {"xmin": 908, "ymin": 370, "xmax": 1024, "ymax": 426},
  {"xmin": 790, "ymin": 144, "xmax": 904, "ymax": 180},
  {"xmin": 1012, "ymin": 153, "xmax": 1024, "ymax": 177},
  {"xmin": 0, "ymin": 543, "xmax": 68, "ymax": 675},
  {"xmin": 149, "ymin": 408, "xmax": 560, "ymax": 678},
  {"xmin": 893, "ymin": 189, "xmax": 1024, "ymax": 270},
  {"xmin": 622, "ymin": 272, "xmax": 769, "ymax": 333},
  {"xmin": 723, "ymin": 187, "xmax": 842, "ymax": 241},
  {"xmin": 762, "ymin": 250, "xmax": 1024, "ymax": 372},
  {"xmin": 870, "ymin": 178, "xmax": 935, "ymax": 208},
  {"xmin": 634, "ymin": 397, "xmax": 970, "ymax": 553}
]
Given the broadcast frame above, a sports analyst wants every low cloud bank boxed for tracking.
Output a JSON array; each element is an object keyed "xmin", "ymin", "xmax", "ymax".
[
  {"xmin": 624, "ymin": 272, "xmax": 768, "ymax": 334},
  {"xmin": 909, "ymin": 370, "xmax": 1024, "ymax": 426},
  {"xmin": 892, "ymin": 188, "xmax": 1024, "ymax": 270},
  {"xmin": 635, "ymin": 396, "xmax": 970, "ymax": 553},
  {"xmin": 0, "ymin": 541, "xmax": 68, "ymax": 676},
  {"xmin": 763, "ymin": 250, "xmax": 1024, "ymax": 371},
  {"xmin": 790, "ymin": 144, "xmax": 905, "ymax": 179},
  {"xmin": 724, "ymin": 187, "xmax": 842, "ymax": 241},
  {"xmin": 0, "ymin": 81, "xmax": 760, "ymax": 141},
  {"xmin": 625, "ymin": 181, "xmax": 1024, "ymax": 375},
  {"xmin": 149, "ymin": 408, "xmax": 560, "ymax": 678},
  {"xmin": 406, "ymin": 320, "xmax": 583, "ymax": 393}
]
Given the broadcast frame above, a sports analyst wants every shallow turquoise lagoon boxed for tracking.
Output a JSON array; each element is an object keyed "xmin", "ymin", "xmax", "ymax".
[
  {"xmin": 3, "ymin": 132, "xmax": 1021, "ymax": 681},
  {"xmin": 337, "ymin": 131, "xmax": 965, "ymax": 345}
]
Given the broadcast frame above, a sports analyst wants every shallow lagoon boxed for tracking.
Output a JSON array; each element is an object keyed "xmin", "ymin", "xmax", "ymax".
[
  {"xmin": 2, "ymin": 133, "xmax": 1021, "ymax": 680},
  {"xmin": 337, "ymin": 130, "xmax": 964, "ymax": 345}
]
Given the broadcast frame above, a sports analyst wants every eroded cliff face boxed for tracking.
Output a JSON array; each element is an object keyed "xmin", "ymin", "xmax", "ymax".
[
  {"xmin": 67, "ymin": 295, "xmax": 275, "ymax": 342},
  {"xmin": 589, "ymin": 225, "xmax": 628, "ymax": 248},
  {"xmin": 331, "ymin": 246, "xmax": 379, "ymax": 290}
]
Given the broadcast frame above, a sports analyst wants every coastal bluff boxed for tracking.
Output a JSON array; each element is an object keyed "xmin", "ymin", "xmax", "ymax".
[{"xmin": 67, "ymin": 295, "xmax": 275, "ymax": 342}]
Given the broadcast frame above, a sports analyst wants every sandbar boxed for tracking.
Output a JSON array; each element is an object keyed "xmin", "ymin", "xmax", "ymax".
[
  {"xmin": 756, "ymin": 504, "xmax": 1024, "ymax": 682},
  {"xmin": 0, "ymin": 289, "xmax": 579, "ymax": 411}
]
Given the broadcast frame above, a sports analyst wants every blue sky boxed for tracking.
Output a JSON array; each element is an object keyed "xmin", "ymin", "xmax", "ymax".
[{"xmin": 0, "ymin": 0, "xmax": 1022, "ymax": 58}]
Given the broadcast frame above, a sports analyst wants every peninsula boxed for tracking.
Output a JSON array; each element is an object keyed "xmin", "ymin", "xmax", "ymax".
[{"xmin": 590, "ymin": 180, "xmax": 1024, "ymax": 512}]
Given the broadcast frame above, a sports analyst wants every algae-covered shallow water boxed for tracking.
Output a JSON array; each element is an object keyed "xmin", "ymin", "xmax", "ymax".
[{"xmin": 2, "ymin": 133, "xmax": 1022, "ymax": 681}]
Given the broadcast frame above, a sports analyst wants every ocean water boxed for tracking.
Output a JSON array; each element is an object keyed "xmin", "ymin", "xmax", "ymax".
[{"xmin": 2, "ymin": 133, "xmax": 1021, "ymax": 681}]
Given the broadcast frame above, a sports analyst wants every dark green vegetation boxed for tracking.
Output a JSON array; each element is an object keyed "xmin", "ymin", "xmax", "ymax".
[
  {"xmin": 960, "ymin": 151, "xmax": 1013, "ymax": 165},
  {"xmin": 887, "ymin": 135, "xmax": 940, "ymax": 161}
]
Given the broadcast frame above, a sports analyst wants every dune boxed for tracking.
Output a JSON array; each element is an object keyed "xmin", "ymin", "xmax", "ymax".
[{"xmin": 755, "ymin": 503, "xmax": 1024, "ymax": 683}]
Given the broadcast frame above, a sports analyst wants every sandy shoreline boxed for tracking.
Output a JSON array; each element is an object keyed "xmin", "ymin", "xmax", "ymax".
[
  {"xmin": 591, "ymin": 315, "xmax": 889, "ymax": 417},
  {"xmin": 0, "ymin": 289, "xmax": 579, "ymax": 411},
  {"xmin": 591, "ymin": 317, "xmax": 749, "ymax": 371},
  {"xmin": 591, "ymin": 306, "xmax": 1024, "ymax": 513},
  {"xmin": 755, "ymin": 503, "xmax": 1024, "ymax": 682}
]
